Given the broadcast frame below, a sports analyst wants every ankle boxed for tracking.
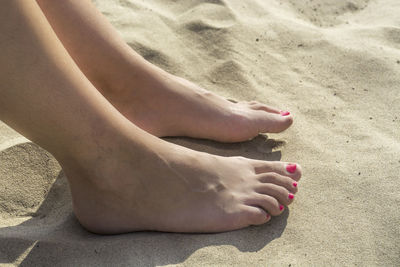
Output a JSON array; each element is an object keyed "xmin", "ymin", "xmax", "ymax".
[
  {"xmin": 60, "ymin": 119, "xmax": 161, "ymax": 169},
  {"xmin": 98, "ymin": 52, "xmax": 172, "ymax": 100}
]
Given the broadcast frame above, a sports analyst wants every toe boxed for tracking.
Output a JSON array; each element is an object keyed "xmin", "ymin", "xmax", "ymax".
[
  {"xmin": 248, "ymin": 102, "xmax": 281, "ymax": 114},
  {"xmin": 256, "ymin": 172, "xmax": 298, "ymax": 193},
  {"xmin": 244, "ymin": 206, "xmax": 271, "ymax": 226},
  {"xmin": 254, "ymin": 183, "xmax": 294, "ymax": 206},
  {"xmin": 246, "ymin": 194, "xmax": 283, "ymax": 216},
  {"xmin": 252, "ymin": 161, "xmax": 302, "ymax": 181},
  {"xmin": 251, "ymin": 110, "xmax": 293, "ymax": 133}
]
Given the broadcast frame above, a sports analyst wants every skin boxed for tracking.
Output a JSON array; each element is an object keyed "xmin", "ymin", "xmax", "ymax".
[
  {"xmin": 0, "ymin": 0, "xmax": 301, "ymax": 234},
  {"xmin": 36, "ymin": 0, "xmax": 294, "ymax": 142}
]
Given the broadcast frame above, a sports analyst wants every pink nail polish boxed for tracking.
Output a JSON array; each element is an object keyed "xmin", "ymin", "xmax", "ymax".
[
  {"xmin": 280, "ymin": 110, "xmax": 290, "ymax": 116},
  {"xmin": 289, "ymin": 193, "xmax": 294, "ymax": 200},
  {"xmin": 266, "ymin": 213, "xmax": 270, "ymax": 219},
  {"xmin": 293, "ymin": 182, "xmax": 298, "ymax": 187},
  {"xmin": 279, "ymin": 205, "xmax": 284, "ymax": 211},
  {"xmin": 286, "ymin": 164, "xmax": 297, "ymax": 173}
]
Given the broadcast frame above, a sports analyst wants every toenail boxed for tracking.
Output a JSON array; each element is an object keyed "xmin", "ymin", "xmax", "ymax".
[
  {"xmin": 266, "ymin": 213, "xmax": 270, "ymax": 219},
  {"xmin": 288, "ymin": 193, "xmax": 294, "ymax": 200},
  {"xmin": 279, "ymin": 205, "xmax": 284, "ymax": 211},
  {"xmin": 280, "ymin": 110, "xmax": 290, "ymax": 116},
  {"xmin": 286, "ymin": 164, "xmax": 297, "ymax": 173},
  {"xmin": 293, "ymin": 182, "xmax": 298, "ymax": 187}
]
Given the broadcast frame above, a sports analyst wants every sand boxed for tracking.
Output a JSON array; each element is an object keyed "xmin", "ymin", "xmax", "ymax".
[{"xmin": 1, "ymin": 0, "xmax": 399, "ymax": 265}]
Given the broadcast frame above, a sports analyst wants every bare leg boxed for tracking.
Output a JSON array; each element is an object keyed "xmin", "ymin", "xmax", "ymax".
[
  {"xmin": 0, "ymin": 0, "xmax": 301, "ymax": 234},
  {"xmin": 36, "ymin": 0, "xmax": 294, "ymax": 142}
]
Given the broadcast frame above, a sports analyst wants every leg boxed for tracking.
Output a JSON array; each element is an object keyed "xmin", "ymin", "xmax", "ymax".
[
  {"xmin": 0, "ymin": 0, "xmax": 301, "ymax": 234},
  {"xmin": 36, "ymin": 0, "xmax": 294, "ymax": 142}
]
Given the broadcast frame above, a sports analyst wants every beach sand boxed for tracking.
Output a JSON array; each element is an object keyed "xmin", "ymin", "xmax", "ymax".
[{"xmin": 1, "ymin": 0, "xmax": 399, "ymax": 265}]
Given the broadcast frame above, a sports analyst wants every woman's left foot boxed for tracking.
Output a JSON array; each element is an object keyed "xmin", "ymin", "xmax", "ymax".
[
  {"xmin": 100, "ymin": 64, "xmax": 293, "ymax": 142},
  {"xmin": 35, "ymin": 0, "xmax": 292, "ymax": 142}
]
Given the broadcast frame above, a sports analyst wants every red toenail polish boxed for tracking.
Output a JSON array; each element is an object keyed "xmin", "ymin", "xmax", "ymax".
[
  {"xmin": 293, "ymin": 182, "xmax": 298, "ymax": 187},
  {"xmin": 289, "ymin": 193, "xmax": 294, "ymax": 200},
  {"xmin": 286, "ymin": 164, "xmax": 297, "ymax": 173},
  {"xmin": 266, "ymin": 214, "xmax": 270, "ymax": 219},
  {"xmin": 279, "ymin": 205, "xmax": 284, "ymax": 211},
  {"xmin": 280, "ymin": 110, "xmax": 290, "ymax": 116}
]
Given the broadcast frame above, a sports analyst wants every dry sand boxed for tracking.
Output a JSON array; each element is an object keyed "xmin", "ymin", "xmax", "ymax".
[{"xmin": 1, "ymin": 0, "xmax": 399, "ymax": 265}]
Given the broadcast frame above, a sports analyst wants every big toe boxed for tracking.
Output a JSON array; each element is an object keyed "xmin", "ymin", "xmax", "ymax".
[{"xmin": 251, "ymin": 109, "xmax": 293, "ymax": 133}]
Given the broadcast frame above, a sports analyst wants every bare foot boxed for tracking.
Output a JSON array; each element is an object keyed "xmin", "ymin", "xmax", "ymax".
[
  {"xmin": 62, "ymin": 129, "xmax": 301, "ymax": 234},
  {"xmin": 101, "ymin": 65, "xmax": 293, "ymax": 142},
  {"xmin": 34, "ymin": 0, "xmax": 292, "ymax": 142}
]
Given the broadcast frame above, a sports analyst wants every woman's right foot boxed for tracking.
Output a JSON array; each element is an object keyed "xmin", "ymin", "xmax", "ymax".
[{"xmin": 62, "ymin": 128, "xmax": 301, "ymax": 234}]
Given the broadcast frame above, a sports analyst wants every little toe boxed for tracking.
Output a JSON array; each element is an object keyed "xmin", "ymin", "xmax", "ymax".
[
  {"xmin": 244, "ymin": 206, "xmax": 271, "ymax": 226},
  {"xmin": 253, "ymin": 161, "xmax": 302, "ymax": 181}
]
